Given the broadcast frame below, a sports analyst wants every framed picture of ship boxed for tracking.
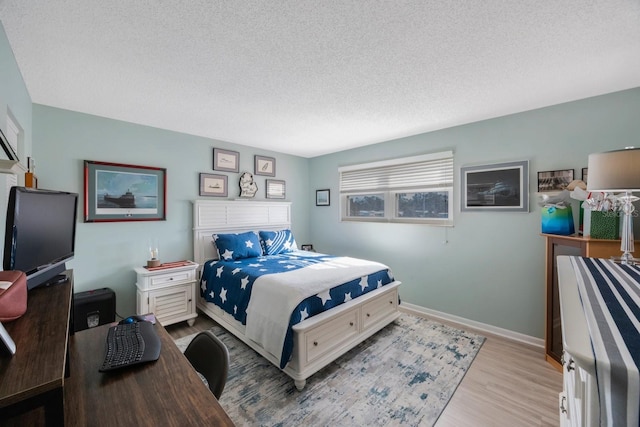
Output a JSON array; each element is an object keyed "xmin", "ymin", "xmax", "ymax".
[
  {"xmin": 84, "ymin": 160, "xmax": 167, "ymax": 222},
  {"xmin": 199, "ymin": 173, "xmax": 228, "ymax": 197}
]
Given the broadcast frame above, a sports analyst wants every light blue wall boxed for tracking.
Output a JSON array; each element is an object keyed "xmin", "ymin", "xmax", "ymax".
[
  {"xmin": 32, "ymin": 105, "xmax": 310, "ymax": 317},
  {"xmin": 308, "ymin": 88, "xmax": 640, "ymax": 338},
  {"xmin": 0, "ymin": 24, "xmax": 32, "ymax": 164}
]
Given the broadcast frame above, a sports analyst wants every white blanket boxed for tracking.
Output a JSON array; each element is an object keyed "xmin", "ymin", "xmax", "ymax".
[{"xmin": 245, "ymin": 256, "xmax": 389, "ymax": 366}]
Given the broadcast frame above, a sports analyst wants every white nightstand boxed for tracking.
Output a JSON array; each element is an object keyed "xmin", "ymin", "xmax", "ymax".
[{"xmin": 135, "ymin": 261, "xmax": 199, "ymax": 327}]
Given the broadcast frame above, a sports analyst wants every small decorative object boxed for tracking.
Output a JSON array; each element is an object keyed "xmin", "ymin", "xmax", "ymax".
[
  {"xmin": 84, "ymin": 160, "xmax": 166, "ymax": 222},
  {"xmin": 266, "ymin": 179, "xmax": 285, "ymax": 199},
  {"xmin": 147, "ymin": 239, "xmax": 160, "ymax": 268},
  {"xmin": 537, "ymin": 169, "xmax": 574, "ymax": 192},
  {"xmin": 588, "ymin": 147, "xmax": 640, "ymax": 264},
  {"xmin": 461, "ymin": 160, "xmax": 529, "ymax": 212},
  {"xmin": 541, "ymin": 203, "xmax": 575, "ymax": 235},
  {"xmin": 316, "ymin": 189, "xmax": 330, "ymax": 206},
  {"xmin": 582, "ymin": 192, "xmax": 621, "ymax": 239},
  {"xmin": 254, "ymin": 155, "xmax": 275, "ymax": 176},
  {"xmin": 25, "ymin": 157, "xmax": 37, "ymax": 189},
  {"xmin": 239, "ymin": 172, "xmax": 258, "ymax": 198},
  {"xmin": 213, "ymin": 148, "xmax": 239, "ymax": 173},
  {"xmin": 200, "ymin": 173, "xmax": 228, "ymax": 197}
]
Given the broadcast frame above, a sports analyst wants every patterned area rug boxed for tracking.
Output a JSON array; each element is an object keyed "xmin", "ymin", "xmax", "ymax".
[{"xmin": 174, "ymin": 314, "xmax": 484, "ymax": 426}]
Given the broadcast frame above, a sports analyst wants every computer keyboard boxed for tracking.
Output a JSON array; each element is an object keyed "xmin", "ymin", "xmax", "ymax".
[{"xmin": 99, "ymin": 321, "xmax": 161, "ymax": 372}]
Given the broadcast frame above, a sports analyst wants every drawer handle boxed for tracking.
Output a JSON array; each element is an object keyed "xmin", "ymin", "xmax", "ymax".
[
  {"xmin": 389, "ymin": 300, "xmax": 393, "ymax": 304},
  {"xmin": 313, "ymin": 341, "xmax": 318, "ymax": 346},
  {"xmin": 366, "ymin": 313, "xmax": 370, "ymax": 317},
  {"xmin": 349, "ymin": 321, "xmax": 354, "ymax": 326},
  {"xmin": 560, "ymin": 395, "xmax": 567, "ymax": 413}
]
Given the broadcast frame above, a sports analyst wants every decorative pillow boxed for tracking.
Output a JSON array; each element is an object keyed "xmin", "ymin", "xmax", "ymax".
[
  {"xmin": 213, "ymin": 231, "xmax": 262, "ymax": 260},
  {"xmin": 259, "ymin": 229, "xmax": 298, "ymax": 255}
]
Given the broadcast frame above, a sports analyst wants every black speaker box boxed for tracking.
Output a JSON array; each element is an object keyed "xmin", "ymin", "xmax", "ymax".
[{"xmin": 73, "ymin": 287, "xmax": 116, "ymax": 332}]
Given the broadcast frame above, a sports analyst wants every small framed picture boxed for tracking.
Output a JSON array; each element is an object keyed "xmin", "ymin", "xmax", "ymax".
[
  {"xmin": 266, "ymin": 179, "xmax": 285, "ymax": 199},
  {"xmin": 255, "ymin": 155, "xmax": 276, "ymax": 176},
  {"xmin": 199, "ymin": 173, "xmax": 228, "ymax": 197},
  {"xmin": 316, "ymin": 189, "xmax": 330, "ymax": 206},
  {"xmin": 537, "ymin": 169, "xmax": 574, "ymax": 192},
  {"xmin": 301, "ymin": 244, "xmax": 314, "ymax": 251},
  {"xmin": 582, "ymin": 168, "xmax": 588, "ymax": 185},
  {"xmin": 213, "ymin": 148, "xmax": 239, "ymax": 173}
]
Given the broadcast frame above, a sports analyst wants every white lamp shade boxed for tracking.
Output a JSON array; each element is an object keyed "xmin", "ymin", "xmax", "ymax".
[{"xmin": 587, "ymin": 147, "xmax": 640, "ymax": 192}]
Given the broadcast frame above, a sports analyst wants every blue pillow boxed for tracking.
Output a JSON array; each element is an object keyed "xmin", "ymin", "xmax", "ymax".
[
  {"xmin": 213, "ymin": 231, "xmax": 262, "ymax": 260},
  {"xmin": 259, "ymin": 229, "xmax": 298, "ymax": 255}
]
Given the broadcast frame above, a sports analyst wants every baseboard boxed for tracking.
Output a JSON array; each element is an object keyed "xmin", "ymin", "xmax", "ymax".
[{"xmin": 399, "ymin": 302, "xmax": 544, "ymax": 349}]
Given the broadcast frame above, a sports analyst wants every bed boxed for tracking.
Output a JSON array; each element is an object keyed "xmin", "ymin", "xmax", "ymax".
[{"xmin": 193, "ymin": 199, "xmax": 401, "ymax": 390}]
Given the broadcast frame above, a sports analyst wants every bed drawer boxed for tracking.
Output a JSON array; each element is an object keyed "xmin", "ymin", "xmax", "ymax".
[
  {"xmin": 362, "ymin": 287, "xmax": 398, "ymax": 330},
  {"xmin": 303, "ymin": 309, "xmax": 359, "ymax": 364}
]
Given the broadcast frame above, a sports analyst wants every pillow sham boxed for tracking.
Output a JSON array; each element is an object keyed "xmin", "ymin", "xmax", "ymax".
[
  {"xmin": 259, "ymin": 229, "xmax": 298, "ymax": 255},
  {"xmin": 213, "ymin": 231, "xmax": 262, "ymax": 260}
]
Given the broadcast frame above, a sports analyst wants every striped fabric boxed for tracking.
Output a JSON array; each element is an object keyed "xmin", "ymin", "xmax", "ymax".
[{"xmin": 569, "ymin": 256, "xmax": 640, "ymax": 427}]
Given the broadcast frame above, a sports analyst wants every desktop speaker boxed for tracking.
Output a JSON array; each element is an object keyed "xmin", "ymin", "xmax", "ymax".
[{"xmin": 74, "ymin": 287, "xmax": 116, "ymax": 332}]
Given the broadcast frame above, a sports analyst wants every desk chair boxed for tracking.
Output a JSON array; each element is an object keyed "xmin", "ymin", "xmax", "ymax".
[{"xmin": 184, "ymin": 331, "xmax": 230, "ymax": 399}]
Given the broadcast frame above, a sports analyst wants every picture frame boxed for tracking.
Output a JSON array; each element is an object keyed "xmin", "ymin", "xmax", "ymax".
[
  {"xmin": 301, "ymin": 244, "xmax": 315, "ymax": 251},
  {"xmin": 254, "ymin": 155, "xmax": 276, "ymax": 176},
  {"xmin": 537, "ymin": 169, "xmax": 574, "ymax": 192},
  {"xmin": 266, "ymin": 179, "xmax": 286, "ymax": 199},
  {"xmin": 84, "ymin": 160, "xmax": 166, "ymax": 222},
  {"xmin": 460, "ymin": 160, "xmax": 529, "ymax": 212},
  {"xmin": 213, "ymin": 148, "xmax": 239, "ymax": 173},
  {"xmin": 316, "ymin": 189, "xmax": 330, "ymax": 206},
  {"xmin": 582, "ymin": 167, "xmax": 588, "ymax": 185},
  {"xmin": 199, "ymin": 173, "xmax": 228, "ymax": 197},
  {"xmin": 0, "ymin": 128, "xmax": 18, "ymax": 161}
]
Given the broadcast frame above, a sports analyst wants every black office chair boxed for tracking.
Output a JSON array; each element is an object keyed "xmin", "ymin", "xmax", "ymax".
[{"xmin": 184, "ymin": 331, "xmax": 230, "ymax": 399}]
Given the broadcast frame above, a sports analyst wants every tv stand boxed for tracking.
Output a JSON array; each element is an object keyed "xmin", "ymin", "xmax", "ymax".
[{"xmin": 0, "ymin": 271, "xmax": 73, "ymax": 424}]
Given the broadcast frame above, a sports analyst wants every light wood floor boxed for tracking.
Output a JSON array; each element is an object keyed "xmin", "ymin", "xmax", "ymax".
[{"xmin": 165, "ymin": 314, "xmax": 563, "ymax": 427}]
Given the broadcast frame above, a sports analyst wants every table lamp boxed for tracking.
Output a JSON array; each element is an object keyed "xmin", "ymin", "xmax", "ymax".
[{"xmin": 587, "ymin": 147, "xmax": 640, "ymax": 265}]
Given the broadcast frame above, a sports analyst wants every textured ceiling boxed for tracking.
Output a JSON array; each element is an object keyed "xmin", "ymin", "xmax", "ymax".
[{"xmin": 1, "ymin": 1, "xmax": 639, "ymax": 158}]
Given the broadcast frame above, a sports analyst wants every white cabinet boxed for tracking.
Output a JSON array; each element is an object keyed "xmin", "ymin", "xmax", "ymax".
[{"xmin": 135, "ymin": 262, "xmax": 199, "ymax": 327}]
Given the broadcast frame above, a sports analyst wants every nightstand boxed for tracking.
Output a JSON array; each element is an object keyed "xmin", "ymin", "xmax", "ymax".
[{"xmin": 134, "ymin": 261, "xmax": 199, "ymax": 326}]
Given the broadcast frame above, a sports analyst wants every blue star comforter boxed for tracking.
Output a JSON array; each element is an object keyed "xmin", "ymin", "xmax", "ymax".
[{"xmin": 200, "ymin": 250, "xmax": 394, "ymax": 368}]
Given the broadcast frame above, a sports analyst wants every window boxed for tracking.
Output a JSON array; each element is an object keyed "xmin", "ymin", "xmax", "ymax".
[{"xmin": 339, "ymin": 151, "xmax": 454, "ymax": 225}]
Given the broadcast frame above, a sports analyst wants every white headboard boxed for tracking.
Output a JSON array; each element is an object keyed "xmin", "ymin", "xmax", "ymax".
[{"xmin": 192, "ymin": 199, "xmax": 292, "ymax": 268}]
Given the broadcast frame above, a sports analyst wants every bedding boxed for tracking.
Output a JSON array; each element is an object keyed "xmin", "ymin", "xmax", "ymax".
[{"xmin": 199, "ymin": 250, "xmax": 394, "ymax": 368}]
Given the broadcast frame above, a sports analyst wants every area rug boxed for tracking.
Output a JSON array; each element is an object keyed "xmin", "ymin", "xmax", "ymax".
[{"xmin": 174, "ymin": 314, "xmax": 484, "ymax": 426}]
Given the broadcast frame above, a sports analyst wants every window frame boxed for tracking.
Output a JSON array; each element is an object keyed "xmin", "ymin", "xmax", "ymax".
[{"xmin": 339, "ymin": 151, "xmax": 454, "ymax": 226}]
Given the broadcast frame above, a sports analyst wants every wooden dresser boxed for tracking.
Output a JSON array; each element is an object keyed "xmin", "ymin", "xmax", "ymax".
[{"xmin": 542, "ymin": 234, "xmax": 638, "ymax": 370}]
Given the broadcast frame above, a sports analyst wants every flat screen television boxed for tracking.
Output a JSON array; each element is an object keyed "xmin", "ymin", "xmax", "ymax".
[{"xmin": 3, "ymin": 187, "xmax": 78, "ymax": 290}]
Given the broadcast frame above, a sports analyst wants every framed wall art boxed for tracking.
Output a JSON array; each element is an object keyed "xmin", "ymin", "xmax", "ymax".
[
  {"xmin": 266, "ymin": 179, "xmax": 285, "ymax": 199},
  {"xmin": 582, "ymin": 167, "xmax": 588, "ymax": 185},
  {"xmin": 200, "ymin": 173, "xmax": 228, "ymax": 197},
  {"xmin": 537, "ymin": 169, "xmax": 574, "ymax": 192},
  {"xmin": 316, "ymin": 189, "xmax": 330, "ymax": 206},
  {"xmin": 460, "ymin": 160, "xmax": 529, "ymax": 212},
  {"xmin": 213, "ymin": 148, "xmax": 239, "ymax": 173},
  {"xmin": 254, "ymin": 155, "xmax": 275, "ymax": 176},
  {"xmin": 84, "ymin": 160, "xmax": 166, "ymax": 222}
]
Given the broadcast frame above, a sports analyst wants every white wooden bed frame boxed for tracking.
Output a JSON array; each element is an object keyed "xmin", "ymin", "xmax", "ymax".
[{"xmin": 193, "ymin": 199, "xmax": 401, "ymax": 390}]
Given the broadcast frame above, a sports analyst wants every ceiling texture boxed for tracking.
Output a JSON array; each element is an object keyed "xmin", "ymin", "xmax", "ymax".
[{"xmin": 0, "ymin": 1, "xmax": 639, "ymax": 158}]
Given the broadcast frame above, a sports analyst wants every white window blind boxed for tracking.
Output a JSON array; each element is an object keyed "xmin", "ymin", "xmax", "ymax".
[{"xmin": 339, "ymin": 151, "xmax": 454, "ymax": 193}]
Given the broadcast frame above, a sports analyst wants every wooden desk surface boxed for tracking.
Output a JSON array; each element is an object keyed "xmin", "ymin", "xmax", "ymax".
[
  {"xmin": 64, "ymin": 321, "xmax": 235, "ymax": 426},
  {"xmin": 0, "ymin": 277, "xmax": 72, "ymax": 409}
]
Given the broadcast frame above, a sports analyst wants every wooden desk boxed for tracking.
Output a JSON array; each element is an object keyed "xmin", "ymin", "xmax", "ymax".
[
  {"xmin": 0, "ymin": 274, "xmax": 72, "ymax": 425},
  {"xmin": 64, "ymin": 321, "xmax": 235, "ymax": 426}
]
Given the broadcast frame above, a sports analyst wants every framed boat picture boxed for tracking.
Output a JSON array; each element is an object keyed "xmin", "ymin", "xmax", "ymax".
[{"xmin": 84, "ymin": 160, "xmax": 166, "ymax": 222}]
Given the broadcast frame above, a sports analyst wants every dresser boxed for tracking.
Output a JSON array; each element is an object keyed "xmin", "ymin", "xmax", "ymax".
[
  {"xmin": 135, "ymin": 262, "xmax": 199, "ymax": 326},
  {"xmin": 542, "ymin": 234, "xmax": 638, "ymax": 370}
]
